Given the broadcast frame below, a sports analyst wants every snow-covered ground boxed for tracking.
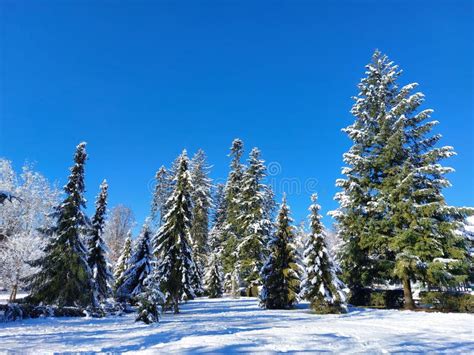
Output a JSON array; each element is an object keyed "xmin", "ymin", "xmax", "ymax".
[{"xmin": 0, "ymin": 297, "xmax": 473, "ymax": 353}]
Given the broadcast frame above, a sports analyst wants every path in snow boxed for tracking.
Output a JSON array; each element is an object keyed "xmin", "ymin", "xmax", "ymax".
[{"xmin": 0, "ymin": 297, "xmax": 473, "ymax": 353}]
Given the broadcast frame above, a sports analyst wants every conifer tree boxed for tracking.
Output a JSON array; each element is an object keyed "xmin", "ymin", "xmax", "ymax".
[
  {"xmin": 150, "ymin": 166, "xmax": 171, "ymax": 228},
  {"xmin": 152, "ymin": 150, "xmax": 197, "ymax": 313},
  {"xmin": 302, "ymin": 194, "xmax": 346, "ymax": 314},
  {"xmin": 113, "ymin": 231, "xmax": 132, "ymax": 292},
  {"xmin": 116, "ymin": 220, "xmax": 153, "ymax": 303},
  {"xmin": 208, "ymin": 183, "xmax": 227, "ymax": 254},
  {"xmin": 88, "ymin": 180, "xmax": 113, "ymax": 301},
  {"xmin": 135, "ymin": 274, "xmax": 165, "ymax": 324},
  {"xmin": 331, "ymin": 50, "xmax": 472, "ymax": 309},
  {"xmin": 237, "ymin": 148, "xmax": 270, "ymax": 285},
  {"xmin": 190, "ymin": 149, "xmax": 212, "ymax": 296},
  {"xmin": 260, "ymin": 196, "xmax": 300, "ymax": 309},
  {"xmin": 204, "ymin": 253, "xmax": 224, "ymax": 298},
  {"xmin": 221, "ymin": 139, "xmax": 245, "ymax": 276},
  {"xmin": 27, "ymin": 142, "xmax": 94, "ymax": 307}
]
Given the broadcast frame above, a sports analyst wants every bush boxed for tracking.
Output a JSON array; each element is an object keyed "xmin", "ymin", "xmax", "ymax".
[
  {"xmin": 419, "ymin": 292, "xmax": 474, "ymax": 313},
  {"xmin": 349, "ymin": 288, "xmax": 404, "ymax": 309}
]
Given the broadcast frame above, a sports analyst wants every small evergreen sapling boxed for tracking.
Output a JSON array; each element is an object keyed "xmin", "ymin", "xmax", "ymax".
[
  {"xmin": 204, "ymin": 253, "xmax": 224, "ymax": 298},
  {"xmin": 113, "ymin": 231, "xmax": 132, "ymax": 293},
  {"xmin": 302, "ymin": 194, "xmax": 347, "ymax": 314}
]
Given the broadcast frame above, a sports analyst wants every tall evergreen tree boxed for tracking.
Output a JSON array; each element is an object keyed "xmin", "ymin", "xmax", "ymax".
[
  {"xmin": 331, "ymin": 50, "xmax": 472, "ymax": 309},
  {"xmin": 190, "ymin": 149, "xmax": 212, "ymax": 296},
  {"xmin": 208, "ymin": 183, "xmax": 227, "ymax": 255},
  {"xmin": 221, "ymin": 139, "xmax": 245, "ymax": 276},
  {"xmin": 113, "ymin": 231, "xmax": 132, "ymax": 293},
  {"xmin": 260, "ymin": 196, "xmax": 301, "ymax": 309},
  {"xmin": 237, "ymin": 148, "xmax": 270, "ymax": 285},
  {"xmin": 302, "ymin": 194, "xmax": 347, "ymax": 314},
  {"xmin": 27, "ymin": 142, "xmax": 94, "ymax": 307},
  {"xmin": 88, "ymin": 180, "xmax": 113, "ymax": 301},
  {"xmin": 116, "ymin": 220, "xmax": 153, "ymax": 303},
  {"xmin": 152, "ymin": 150, "xmax": 197, "ymax": 313}
]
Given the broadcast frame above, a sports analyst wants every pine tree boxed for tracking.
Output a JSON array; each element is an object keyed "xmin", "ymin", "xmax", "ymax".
[
  {"xmin": 88, "ymin": 180, "xmax": 113, "ymax": 301},
  {"xmin": 113, "ymin": 231, "xmax": 132, "ymax": 293},
  {"xmin": 152, "ymin": 150, "xmax": 197, "ymax": 313},
  {"xmin": 260, "ymin": 196, "xmax": 301, "ymax": 309},
  {"xmin": 221, "ymin": 139, "xmax": 245, "ymax": 276},
  {"xmin": 190, "ymin": 149, "xmax": 212, "ymax": 296},
  {"xmin": 302, "ymin": 194, "xmax": 347, "ymax": 314},
  {"xmin": 237, "ymin": 147, "xmax": 269, "ymax": 285},
  {"xmin": 27, "ymin": 142, "xmax": 95, "ymax": 307},
  {"xmin": 204, "ymin": 253, "xmax": 223, "ymax": 298},
  {"xmin": 150, "ymin": 166, "xmax": 171, "ymax": 228},
  {"xmin": 116, "ymin": 220, "xmax": 153, "ymax": 303}
]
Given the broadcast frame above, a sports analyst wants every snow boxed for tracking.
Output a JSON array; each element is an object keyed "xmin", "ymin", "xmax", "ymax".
[{"xmin": 1, "ymin": 297, "xmax": 473, "ymax": 353}]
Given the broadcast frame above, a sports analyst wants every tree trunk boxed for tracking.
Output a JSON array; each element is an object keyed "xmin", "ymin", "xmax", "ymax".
[
  {"xmin": 173, "ymin": 297, "xmax": 179, "ymax": 314},
  {"xmin": 9, "ymin": 284, "xmax": 18, "ymax": 303},
  {"xmin": 402, "ymin": 276, "xmax": 415, "ymax": 310}
]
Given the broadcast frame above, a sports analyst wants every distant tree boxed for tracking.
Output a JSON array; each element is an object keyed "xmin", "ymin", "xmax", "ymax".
[
  {"xmin": 103, "ymin": 205, "xmax": 135, "ymax": 266},
  {"xmin": 221, "ymin": 139, "xmax": 245, "ymax": 277},
  {"xmin": 116, "ymin": 220, "xmax": 153, "ymax": 303},
  {"xmin": 27, "ymin": 142, "xmax": 95, "ymax": 307},
  {"xmin": 113, "ymin": 232, "xmax": 132, "ymax": 293},
  {"xmin": 152, "ymin": 151, "xmax": 197, "ymax": 313},
  {"xmin": 190, "ymin": 149, "xmax": 212, "ymax": 296},
  {"xmin": 88, "ymin": 180, "xmax": 113, "ymax": 301},
  {"xmin": 237, "ymin": 148, "xmax": 270, "ymax": 285},
  {"xmin": 204, "ymin": 253, "xmax": 224, "ymax": 298},
  {"xmin": 302, "ymin": 194, "xmax": 347, "ymax": 314},
  {"xmin": 260, "ymin": 196, "xmax": 301, "ymax": 309},
  {"xmin": 0, "ymin": 159, "xmax": 60, "ymax": 302},
  {"xmin": 150, "ymin": 166, "xmax": 171, "ymax": 228}
]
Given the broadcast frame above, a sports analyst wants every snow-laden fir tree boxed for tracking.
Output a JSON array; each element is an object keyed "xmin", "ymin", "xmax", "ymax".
[
  {"xmin": 150, "ymin": 166, "xmax": 171, "ymax": 228},
  {"xmin": 135, "ymin": 273, "xmax": 165, "ymax": 324},
  {"xmin": 189, "ymin": 149, "xmax": 212, "ymax": 296},
  {"xmin": 260, "ymin": 196, "xmax": 301, "ymax": 309},
  {"xmin": 152, "ymin": 150, "xmax": 197, "ymax": 313},
  {"xmin": 204, "ymin": 252, "xmax": 224, "ymax": 298},
  {"xmin": 116, "ymin": 220, "xmax": 153, "ymax": 303},
  {"xmin": 302, "ymin": 194, "xmax": 346, "ymax": 314},
  {"xmin": 221, "ymin": 139, "xmax": 245, "ymax": 277},
  {"xmin": 27, "ymin": 142, "xmax": 95, "ymax": 307},
  {"xmin": 237, "ymin": 147, "xmax": 270, "ymax": 286},
  {"xmin": 113, "ymin": 231, "xmax": 132, "ymax": 293},
  {"xmin": 330, "ymin": 50, "xmax": 472, "ymax": 309},
  {"xmin": 88, "ymin": 180, "xmax": 113, "ymax": 301}
]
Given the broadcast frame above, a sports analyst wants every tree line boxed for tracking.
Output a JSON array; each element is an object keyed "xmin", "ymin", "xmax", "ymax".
[{"xmin": 1, "ymin": 50, "xmax": 472, "ymax": 322}]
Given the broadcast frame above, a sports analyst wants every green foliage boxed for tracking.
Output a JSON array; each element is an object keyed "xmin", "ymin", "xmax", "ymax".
[
  {"xmin": 419, "ymin": 292, "xmax": 474, "ymax": 313},
  {"xmin": 349, "ymin": 288, "xmax": 404, "ymax": 309},
  {"xmin": 260, "ymin": 197, "xmax": 301, "ymax": 309}
]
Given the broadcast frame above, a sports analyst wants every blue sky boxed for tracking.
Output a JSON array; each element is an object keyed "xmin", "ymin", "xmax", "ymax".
[{"xmin": 1, "ymin": 0, "xmax": 473, "ymax": 231}]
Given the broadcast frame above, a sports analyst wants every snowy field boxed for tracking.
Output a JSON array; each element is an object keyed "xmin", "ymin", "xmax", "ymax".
[{"xmin": 0, "ymin": 297, "xmax": 473, "ymax": 353}]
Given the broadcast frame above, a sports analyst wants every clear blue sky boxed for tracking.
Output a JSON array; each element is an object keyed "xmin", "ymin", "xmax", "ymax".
[{"xmin": 1, "ymin": 0, "xmax": 473, "ymax": 231}]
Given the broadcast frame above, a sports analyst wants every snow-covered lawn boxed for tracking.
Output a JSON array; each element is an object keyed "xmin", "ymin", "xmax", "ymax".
[{"xmin": 0, "ymin": 297, "xmax": 472, "ymax": 353}]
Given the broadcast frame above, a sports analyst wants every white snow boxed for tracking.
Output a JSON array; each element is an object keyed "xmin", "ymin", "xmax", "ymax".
[{"xmin": 0, "ymin": 297, "xmax": 472, "ymax": 353}]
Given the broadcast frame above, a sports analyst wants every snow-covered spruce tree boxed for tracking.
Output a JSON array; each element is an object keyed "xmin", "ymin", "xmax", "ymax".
[
  {"xmin": 113, "ymin": 231, "xmax": 132, "ymax": 293},
  {"xmin": 330, "ymin": 50, "xmax": 472, "ymax": 309},
  {"xmin": 152, "ymin": 150, "xmax": 197, "ymax": 313},
  {"xmin": 190, "ymin": 149, "xmax": 212, "ymax": 296},
  {"xmin": 260, "ymin": 196, "xmax": 301, "ymax": 309},
  {"xmin": 0, "ymin": 159, "xmax": 60, "ymax": 302},
  {"xmin": 135, "ymin": 273, "xmax": 165, "ymax": 324},
  {"xmin": 237, "ymin": 147, "xmax": 270, "ymax": 286},
  {"xmin": 302, "ymin": 194, "xmax": 346, "ymax": 314},
  {"xmin": 27, "ymin": 142, "xmax": 95, "ymax": 307},
  {"xmin": 116, "ymin": 220, "xmax": 153, "ymax": 303},
  {"xmin": 208, "ymin": 183, "xmax": 227, "ymax": 254},
  {"xmin": 221, "ymin": 139, "xmax": 245, "ymax": 276},
  {"xmin": 150, "ymin": 166, "xmax": 171, "ymax": 228},
  {"xmin": 204, "ymin": 253, "xmax": 224, "ymax": 298},
  {"xmin": 87, "ymin": 180, "xmax": 113, "ymax": 301}
]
